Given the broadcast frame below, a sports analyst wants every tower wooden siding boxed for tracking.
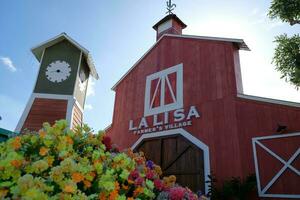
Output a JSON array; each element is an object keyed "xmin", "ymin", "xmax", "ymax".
[{"xmin": 21, "ymin": 98, "xmax": 68, "ymax": 132}]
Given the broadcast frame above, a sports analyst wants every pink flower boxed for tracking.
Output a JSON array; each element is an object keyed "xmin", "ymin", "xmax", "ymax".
[
  {"xmin": 129, "ymin": 169, "xmax": 139, "ymax": 180},
  {"xmin": 102, "ymin": 136, "xmax": 112, "ymax": 150},
  {"xmin": 154, "ymin": 179, "xmax": 164, "ymax": 191},
  {"xmin": 134, "ymin": 177, "xmax": 144, "ymax": 186},
  {"xmin": 169, "ymin": 187, "xmax": 186, "ymax": 200},
  {"xmin": 146, "ymin": 170, "xmax": 155, "ymax": 179}
]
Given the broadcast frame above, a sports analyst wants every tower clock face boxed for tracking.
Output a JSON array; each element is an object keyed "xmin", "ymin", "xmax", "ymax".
[{"xmin": 45, "ymin": 60, "xmax": 71, "ymax": 83}]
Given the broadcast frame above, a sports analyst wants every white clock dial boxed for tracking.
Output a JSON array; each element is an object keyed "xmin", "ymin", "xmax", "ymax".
[{"xmin": 45, "ymin": 60, "xmax": 71, "ymax": 83}]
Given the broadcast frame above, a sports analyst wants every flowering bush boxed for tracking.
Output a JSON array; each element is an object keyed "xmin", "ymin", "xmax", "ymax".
[{"xmin": 0, "ymin": 120, "xmax": 207, "ymax": 199}]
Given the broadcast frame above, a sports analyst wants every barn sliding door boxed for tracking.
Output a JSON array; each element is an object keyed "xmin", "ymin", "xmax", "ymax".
[{"xmin": 135, "ymin": 134, "xmax": 205, "ymax": 193}]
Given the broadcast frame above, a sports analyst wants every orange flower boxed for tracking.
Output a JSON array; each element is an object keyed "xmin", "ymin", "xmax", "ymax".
[
  {"xmin": 93, "ymin": 159, "xmax": 101, "ymax": 165},
  {"xmin": 89, "ymin": 171, "xmax": 96, "ymax": 178},
  {"xmin": 83, "ymin": 180, "xmax": 92, "ymax": 188},
  {"xmin": 114, "ymin": 181, "xmax": 120, "ymax": 191},
  {"xmin": 133, "ymin": 186, "xmax": 143, "ymax": 197},
  {"xmin": 127, "ymin": 198, "xmax": 134, "ymax": 200},
  {"xmin": 39, "ymin": 130, "xmax": 47, "ymax": 138},
  {"xmin": 99, "ymin": 192, "xmax": 106, "ymax": 200},
  {"xmin": 10, "ymin": 160, "xmax": 22, "ymax": 168},
  {"xmin": 63, "ymin": 185, "xmax": 76, "ymax": 193},
  {"xmin": 39, "ymin": 147, "xmax": 49, "ymax": 156},
  {"xmin": 122, "ymin": 184, "xmax": 129, "ymax": 190},
  {"xmin": 66, "ymin": 136, "xmax": 73, "ymax": 145},
  {"xmin": 72, "ymin": 172, "xmax": 84, "ymax": 183},
  {"xmin": 109, "ymin": 190, "xmax": 119, "ymax": 200},
  {"xmin": 12, "ymin": 137, "xmax": 21, "ymax": 150}
]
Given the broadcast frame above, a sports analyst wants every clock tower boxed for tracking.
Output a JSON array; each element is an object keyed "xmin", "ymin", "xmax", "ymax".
[{"xmin": 15, "ymin": 33, "xmax": 99, "ymax": 133}]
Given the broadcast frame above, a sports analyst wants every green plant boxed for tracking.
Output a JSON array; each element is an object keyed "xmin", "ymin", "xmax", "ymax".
[
  {"xmin": 268, "ymin": 0, "xmax": 300, "ymax": 89},
  {"xmin": 273, "ymin": 34, "xmax": 300, "ymax": 89},
  {"xmin": 206, "ymin": 174, "xmax": 256, "ymax": 200},
  {"xmin": 268, "ymin": 0, "xmax": 300, "ymax": 26}
]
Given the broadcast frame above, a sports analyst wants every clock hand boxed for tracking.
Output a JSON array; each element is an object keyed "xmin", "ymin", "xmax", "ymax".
[{"xmin": 50, "ymin": 70, "xmax": 61, "ymax": 73}]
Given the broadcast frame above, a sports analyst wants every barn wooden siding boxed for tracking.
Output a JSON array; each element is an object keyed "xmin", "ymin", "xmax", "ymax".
[{"xmin": 107, "ymin": 35, "xmax": 300, "ymax": 199}]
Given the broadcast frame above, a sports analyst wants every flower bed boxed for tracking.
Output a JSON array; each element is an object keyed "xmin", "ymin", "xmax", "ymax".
[{"xmin": 0, "ymin": 120, "xmax": 207, "ymax": 199}]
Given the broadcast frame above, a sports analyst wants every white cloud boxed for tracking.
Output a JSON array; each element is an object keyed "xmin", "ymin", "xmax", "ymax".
[
  {"xmin": 250, "ymin": 10, "xmax": 284, "ymax": 30},
  {"xmin": 0, "ymin": 57, "xmax": 17, "ymax": 72},
  {"xmin": 250, "ymin": 8, "xmax": 259, "ymax": 16},
  {"xmin": 87, "ymin": 78, "xmax": 95, "ymax": 96},
  {"xmin": 85, "ymin": 104, "xmax": 93, "ymax": 110}
]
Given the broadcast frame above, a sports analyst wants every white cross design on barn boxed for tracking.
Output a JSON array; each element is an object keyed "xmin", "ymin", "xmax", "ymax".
[{"xmin": 252, "ymin": 132, "xmax": 300, "ymax": 199}]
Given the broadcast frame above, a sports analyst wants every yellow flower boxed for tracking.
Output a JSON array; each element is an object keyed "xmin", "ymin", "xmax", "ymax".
[
  {"xmin": 169, "ymin": 175, "xmax": 176, "ymax": 182},
  {"xmin": 63, "ymin": 184, "xmax": 76, "ymax": 193},
  {"xmin": 0, "ymin": 189, "xmax": 8, "ymax": 198},
  {"xmin": 39, "ymin": 130, "xmax": 47, "ymax": 138},
  {"xmin": 72, "ymin": 172, "xmax": 85, "ymax": 183},
  {"xmin": 154, "ymin": 165, "xmax": 162, "ymax": 176},
  {"xmin": 46, "ymin": 156, "xmax": 54, "ymax": 166},
  {"xmin": 39, "ymin": 147, "xmax": 49, "ymax": 156}
]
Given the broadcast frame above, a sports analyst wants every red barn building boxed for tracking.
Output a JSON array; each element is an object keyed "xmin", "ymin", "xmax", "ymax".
[{"xmin": 106, "ymin": 14, "xmax": 300, "ymax": 199}]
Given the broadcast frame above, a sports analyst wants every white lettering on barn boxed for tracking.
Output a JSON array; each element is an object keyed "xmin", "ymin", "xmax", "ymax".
[{"xmin": 129, "ymin": 106, "xmax": 200, "ymax": 134}]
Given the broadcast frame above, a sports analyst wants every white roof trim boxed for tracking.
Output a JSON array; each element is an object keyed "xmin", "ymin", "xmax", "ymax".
[
  {"xmin": 31, "ymin": 33, "xmax": 89, "ymax": 56},
  {"xmin": 111, "ymin": 34, "xmax": 249, "ymax": 91},
  {"xmin": 31, "ymin": 33, "xmax": 99, "ymax": 79},
  {"xmin": 166, "ymin": 34, "xmax": 250, "ymax": 51},
  {"xmin": 237, "ymin": 93, "xmax": 300, "ymax": 108}
]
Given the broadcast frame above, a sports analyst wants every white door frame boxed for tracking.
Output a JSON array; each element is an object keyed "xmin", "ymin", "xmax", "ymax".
[{"xmin": 131, "ymin": 128, "xmax": 211, "ymax": 195}]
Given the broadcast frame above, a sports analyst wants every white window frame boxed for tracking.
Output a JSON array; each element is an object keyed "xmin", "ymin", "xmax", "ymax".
[{"xmin": 144, "ymin": 63, "xmax": 183, "ymax": 116}]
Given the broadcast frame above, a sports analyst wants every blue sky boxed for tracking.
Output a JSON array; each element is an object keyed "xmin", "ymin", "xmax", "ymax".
[{"xmin": 0, "ymin": 0, "xmax": 299, "ymax": 132}]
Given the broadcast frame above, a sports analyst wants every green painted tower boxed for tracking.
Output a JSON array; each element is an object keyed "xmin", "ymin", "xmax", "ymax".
[{"xmin": 16, "ymin": 33, "xmax": 99, "ymax": 133}]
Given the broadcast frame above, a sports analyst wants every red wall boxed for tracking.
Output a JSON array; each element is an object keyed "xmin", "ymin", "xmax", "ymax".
[{"xmin": 107, "ymin": 35, "xmax": 300, "ymax": 198}]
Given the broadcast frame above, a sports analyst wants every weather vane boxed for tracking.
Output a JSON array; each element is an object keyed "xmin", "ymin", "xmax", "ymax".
[{"xmin": 166, "ymin": 0, "xmax": 176, "ymax": 15}]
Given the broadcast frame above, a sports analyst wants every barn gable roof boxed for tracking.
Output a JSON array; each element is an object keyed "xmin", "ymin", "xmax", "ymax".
[
  {"xmin": 111, "ymin": 34, "xmax": 250, "ymax": 91},
  {"xmin": 31, "ymin": 33, "xmax": 99, "ymax": 79}
]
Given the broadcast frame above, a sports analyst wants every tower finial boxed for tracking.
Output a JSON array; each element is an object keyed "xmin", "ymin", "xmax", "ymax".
[{"xmin": 166, "ymin": 0, "xmax": 176, "ymax": 15}]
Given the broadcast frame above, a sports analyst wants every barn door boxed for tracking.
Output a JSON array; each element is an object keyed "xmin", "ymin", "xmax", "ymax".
[{"xmin": 135, "ymin": 134, "xmax": 205, "ymax": 192}]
